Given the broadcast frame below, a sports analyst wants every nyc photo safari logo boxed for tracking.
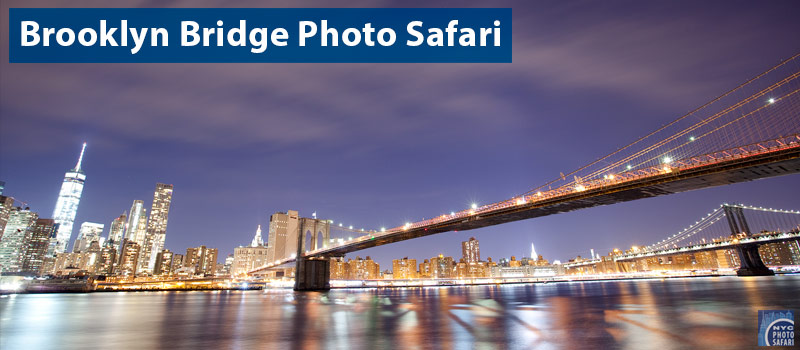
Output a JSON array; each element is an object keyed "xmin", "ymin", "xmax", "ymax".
[{"xmin": 758, "ymin": 310, "xmax": 794, "ymax": 346}]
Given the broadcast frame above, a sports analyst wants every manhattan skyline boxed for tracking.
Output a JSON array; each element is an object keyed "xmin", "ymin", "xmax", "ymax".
[{"xmin": 2, "ymin": 1, "xmax": 800, "ymax": 270}]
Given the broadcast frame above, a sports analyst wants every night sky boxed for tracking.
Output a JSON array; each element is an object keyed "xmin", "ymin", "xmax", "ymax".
[{"xmin": 1, "ymin": 1, "xmax": 799, "ymax": 269}]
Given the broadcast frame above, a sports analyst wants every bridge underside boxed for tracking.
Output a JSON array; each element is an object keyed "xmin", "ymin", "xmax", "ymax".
[{"xmin": 311, "ymin": 146, "xmax": 800, "ymax": 257}]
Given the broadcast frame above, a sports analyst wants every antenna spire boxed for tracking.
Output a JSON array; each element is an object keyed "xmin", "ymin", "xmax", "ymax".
[{"xmin": 75, "ymin": 142, "xmax": 87, "ymax": 171}]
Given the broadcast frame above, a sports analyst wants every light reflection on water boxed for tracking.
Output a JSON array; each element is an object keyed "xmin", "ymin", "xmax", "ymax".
[{"xmin": 1, "ymin": 275, "xmax": 798, "ymax": 350}]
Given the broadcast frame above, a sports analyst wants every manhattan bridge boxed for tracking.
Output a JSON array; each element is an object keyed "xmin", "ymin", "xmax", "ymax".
[{"xmin": 252, "ymin": 54, "xmax": 800, "ymax": 290}]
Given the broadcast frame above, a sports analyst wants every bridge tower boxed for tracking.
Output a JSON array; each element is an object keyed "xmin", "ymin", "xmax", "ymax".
[
  {"xmin": 294, "ymin": 219, "xmax": 331, "ymax": 291},
  {"xmin": 722, "ymin": 204, "xmax": 774, "ymax": 276}
]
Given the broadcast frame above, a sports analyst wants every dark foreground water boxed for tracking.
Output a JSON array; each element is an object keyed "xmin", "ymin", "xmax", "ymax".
[{"xmin": 1, "ymin": 276, "xmax": 798, "ymax": 350}]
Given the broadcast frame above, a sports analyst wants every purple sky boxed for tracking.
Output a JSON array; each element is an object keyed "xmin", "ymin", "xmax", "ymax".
[{"xmin": 2, "ymin": 1, "xmax": 799, "ymax": 269}]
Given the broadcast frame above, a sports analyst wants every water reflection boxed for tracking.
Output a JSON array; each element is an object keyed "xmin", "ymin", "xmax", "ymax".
[{"xmin": 1, "ymin": 276, "xmax": 798, "ymax": 350}]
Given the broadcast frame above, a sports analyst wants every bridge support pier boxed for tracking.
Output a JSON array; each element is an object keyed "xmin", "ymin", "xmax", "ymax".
[
  {"xmin": 735, "ymin": 244, "xmax": 774, "ymax": 276},
  {"xmin": 294, "ymin": 257, "xmax": 331, "ymax": 291}
]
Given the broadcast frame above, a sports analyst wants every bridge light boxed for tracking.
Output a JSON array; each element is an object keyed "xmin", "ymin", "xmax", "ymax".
[
  {"xmin": 662, "ymin": 156, "xmax": 672, "ymax": 164},
  {"xmin": 381, "ymin": 227, "xmax": 386, "ymax": 232},
  {"xmin": 339, "ymin": 223, "xmax": 343, "ymax": 227},
  {"xmin": 516, "ymin": 198, "xmax": 526, "ymax": 205},
  {"xmin": 471, "ymin": 203, "xmax": 478, "ymax": 210},
  {"xmin": 768, "ymin": 98, "xmax": 776, "ymax": 104},
  {"xmin": 626, "ymin": 165, "xmax": 632, "ymax": 170},
  {"xmin": 608, "ymin": 174, "xmax": 615, "ymax": 180},
  {"xmin": 536, "ymin": 191, "xmax": 542, "ymax": 196},
  {"xmin": 575, "ymin": 184, "xmax": 586, "ymax": 192},
  {"xmin": 450, "ymin": 211, "xmax": 455, "ymax": 216},
  {"xmin": 349, "ymin": 225, "xmax": 353, "ymax": 229},
  {"xmin": 689, "ymin": 136, "xmax": 695, "ymax": 141}
]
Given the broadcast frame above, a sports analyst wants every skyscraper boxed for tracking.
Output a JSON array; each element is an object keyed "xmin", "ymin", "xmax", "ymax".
[
  {"xmin": 72, "ymin": 222, "xmax": 104, "ymax": 253},
  {"xmin": 0, "ymin": 207, "xmax": 38, "ymax": 273},
  {"xmin": 51, "ymin": 143, "xmax": 87, "ymax": 254},
  {"xmin": 22, "ymin": 219, "xmax": 57, "ymax": 275},
  {"xmin": 124, "ymin": 200, "xmax": 147, "ymax": 244},
  {"xmin": 142, "ymin": 183, "xmax": 173, "ymax": 272},
  {"xmin": 0, "ymin": 195, "xmax": 15, "ymax": 242},
  {"xmin": 266, "ymin": 210, "xmax": 299, "ymax": 262},
  {"xmin": 106, "ymin": 212, "xmax": 127, "ymax": 251},
  {"xmin": 462, "ymin": 237, "xmax": 480, "ymax": 264}
]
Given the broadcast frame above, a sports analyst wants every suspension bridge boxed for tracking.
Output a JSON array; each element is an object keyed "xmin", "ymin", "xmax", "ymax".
[
  {"xmin": 251, "ymin": 53, "xmax": 800, "ymax": 289},
  {"xmin": 564, "ymin": 203, "xmax": 800, "ymax": 275}
]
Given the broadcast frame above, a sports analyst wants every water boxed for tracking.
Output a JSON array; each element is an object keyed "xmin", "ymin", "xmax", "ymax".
[{"xmin": 1, "ymin": 275, "xmax": 798, "ymax": 349}]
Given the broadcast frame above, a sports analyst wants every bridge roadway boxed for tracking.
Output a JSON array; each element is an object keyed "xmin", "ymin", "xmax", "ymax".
[
  {"xmin": 251, "ymin": 135, "xmax": 800, "ymax": 273},
  {"xmin": 563, "ymin": 231, "xmax": 800, "ymax": 268}
]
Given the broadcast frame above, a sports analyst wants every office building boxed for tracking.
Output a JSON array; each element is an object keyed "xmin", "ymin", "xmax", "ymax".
[
  {"xmin": 21, "ymin": 218, "xmax": 57, "ymax": 275},
  {"xmin": 72, "ymin": 222, "xmax": 104, "ymax": 253},
  {"xmin": 51, "ymin": 143, "xmax": 87, "ymax": 254},
  {"xmin": 251, "ymin": 224, "xmax": 264, "ymax": 247},
  {"xmin": 118, "ymin": 239, "xmax": 141, "ymax": 277},
  {"xmin": 185, "ymin": 246, "xmax": 218, "ymax": 276},
  {"xmin": 124, "ymin": 200, "xmax": 147, "ymax": 244},
  {"xmin": 0, "ymin": 195, "xmax": 15, "ymax": 241},
  {"xmin": 0, "ymin": 208, "xmax": 38, "ymax": 273},
  {"xmin": 106, "ymin": 213, "xmax": 127, "ymax": 251},
  {"xmin": 153, "ymin": 249, "xmax": 175, "ymax": 275}
]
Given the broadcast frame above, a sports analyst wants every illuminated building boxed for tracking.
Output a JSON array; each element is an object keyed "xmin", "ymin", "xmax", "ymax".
[
  {"xmin": 72, "ymin": 222, "xmax": 104, "ymax": 253},
  {"xmin": 118, "ymin": 239, "xmax": 141, "ymax": 277},
  {"xmin": 185, "ymin": 246, "xmax": 218, "ymax": 276},
  {"xmin": 140, "ymin": 183, "xmax": 173, "ymax": 273},
  {"xmin": 508, "ymin": 256, "xmax": 522, "ymax": 267},
  {"xmin": 0, "ymin": 207, "xmax": 38, "ymax": 273},
  {"xmin": 0, "ymin": 195, "xmax": 15, "ymax": 241},
  {"xmin": 418, "ymin": 259, "xmax": 431, "ymax": 278},
  {"xmin": 21, "ymin": 219, "xmax": 57, "ymax": 275},
  {"xmin": 124, "ymin": 200, "xmax": 147, "ymax": 245},
  {"xmin": 330, "ymin": 257, "xmax": 348, "ymax": 279},
  {"xmin": 153, "ymin": 249, "xmax": 175, "ymax": 275},
  {"xmin": 430, "ymin": 254, "xmax": 455, "ymax": 278},
  {"xmin": 759, "ymin": 241, "xmax": 800, "ymax": 265},
  {"xmin": 251, "ymin": 224, "xmax": 264, "ymax": 247},
  {"xmin": 346, "ymin": 256, "xmax": 380, "ymax": 280},
  {"xmin": 232, "ymin": 246, "xmax": 270, "ymax": 277},
  {"xmin": 106, "ymin": 213, "xmax": 127, "ymax": 251},
  {"xmin": 392, "ymin": 257, "xmax": 418, "ymax": 279},
  {"xmin": 94, "ymin": 245, "xmax": 117, "ymax": 276},
  {"xmin": 462, "ymin": 237, "xmax": 480, "ymax": 264},
  {"xmin": 51, "ymin": 143, "xmax": 87, "ymax": 254}
]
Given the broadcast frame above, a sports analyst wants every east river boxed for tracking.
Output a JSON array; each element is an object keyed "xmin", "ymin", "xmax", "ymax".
[{"xmin": 1, "ymin": 275, "xmax": 798, "ymax": 349}]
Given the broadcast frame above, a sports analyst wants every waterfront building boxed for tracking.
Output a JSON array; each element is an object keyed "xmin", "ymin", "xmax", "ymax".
[
  {"xmin": 347, "ymin": 256, "xmax": 380, "ymax": 280},
  {"xmin": 21, "ymin": 218, "xmax": 57, "ymax": 275},
  {"xmin": 106, "ymin": 213, "xmax": 127, "ymax": 251},
  {"xmin": 418, "ymin": 259, "xmax": 431, "ymax": 278},
  {"xmin": 72, "ymin": 222, "xmax": 104, "ymax": 253},
  {"xmin": 759, "ymin": 240, "xmax": 800, "ymax": 265},
  {"xmin": 489, "ymin": 265, "xmax": 557, "ymax": 278},
  {"xmin": 0, "ymin": 195, "xmax": 15, "ymax": 241},
  {"xmin": 508, "ymin": 256, "xmax": 522, "ymax": 267},
  {"xmin": 140, "ymin": 183, "xmax": 174, "ymax": 273},
  {"xmin": 429, "ymin": 254, "xmax": 455, "ymax": 279},
  {"xmin": 51, "ymin": 143, "xmax": 87, "ymax": 254},
  {"xmin": 0, "ymin": 207, "xmax": 38, "ymax": 273},
  {"xmin": 52, "ymin": 252, "xmax": 91, "ymax": 275},
  {"xmin": 330, "ymin": 257, "xmax": 348, "ymax": 279},
  {"xmin": 118, "ymin": 240, "xmax": 141, "ymax": 277},
  {"xmin": 153, "ymin": 249, "xmax": 175, "ymax": 275},
  {"xmin": 185, "ymin": 246, "xmax": 218, "ymax": 276},
  {"xmin": 462, "ymin": 237, "xmax": 480, "ymax": 264},
  {"xmin": 392, "ymin": 257, "xmax": 418, "ymax": 279},
  {"xmin": 232, "ymin": 245, "xmax": 269, "ymax": 277},
  {"xmin": 95, "ymin": 245, "xmax": 117, "ymax": 276}
]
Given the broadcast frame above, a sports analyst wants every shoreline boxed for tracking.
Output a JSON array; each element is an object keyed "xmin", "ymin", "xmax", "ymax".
[{"xmin": 4, "ymin": 271, "xmax": 797, "ymax": 295}]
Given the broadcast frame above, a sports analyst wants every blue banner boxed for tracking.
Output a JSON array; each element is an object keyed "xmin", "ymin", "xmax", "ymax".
[{"xmin": 9, "ymin": 8, "xmax": 512, "ymax": 63}]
